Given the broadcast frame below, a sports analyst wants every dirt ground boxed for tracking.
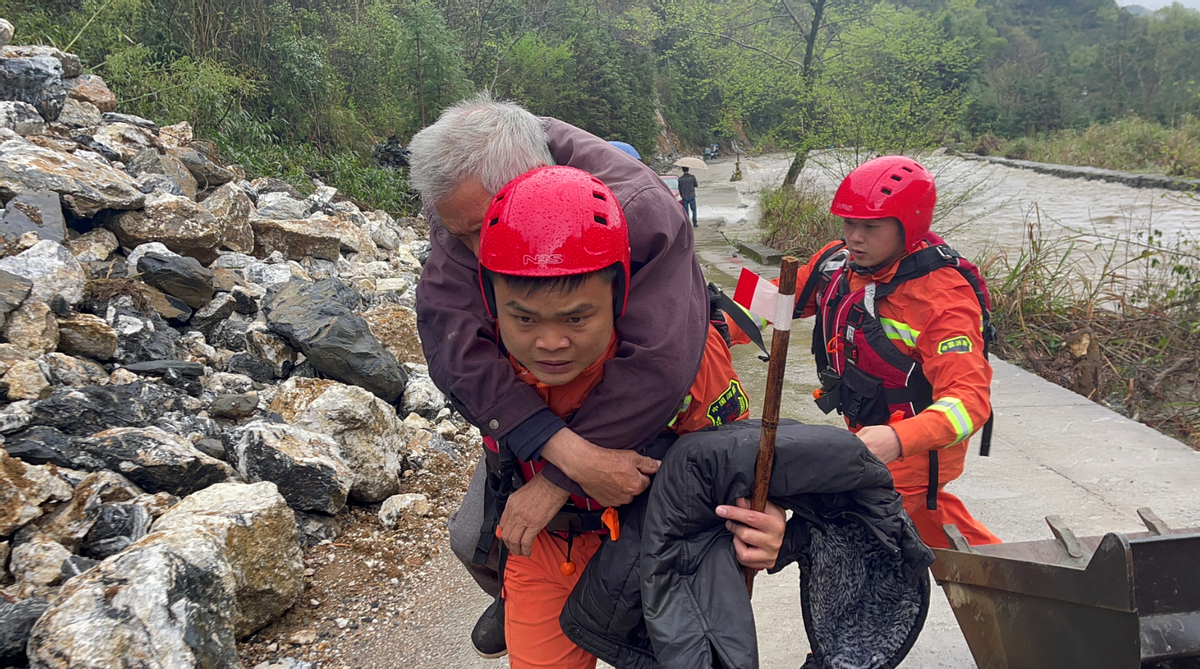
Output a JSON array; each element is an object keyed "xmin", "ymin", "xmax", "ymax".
[{"xmin": 236, "ymin": 450, "xmax": 489, "ymax": 669}]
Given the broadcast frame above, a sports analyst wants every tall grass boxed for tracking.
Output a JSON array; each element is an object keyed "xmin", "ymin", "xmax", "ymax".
[
  {"xmin": 976, "ymin": 116, "xmax": 1200, "ymax": 178},
  {"xmin": 984, "ymin": 207, "xmax": 1200, "ymax": 446},
  {"xmin": 759, "ymin": 178, "xmax": 843, "ymax": 260}
]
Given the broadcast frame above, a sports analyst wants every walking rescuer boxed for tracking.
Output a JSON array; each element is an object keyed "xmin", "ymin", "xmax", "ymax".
[
  {"xmin": 738, "ymin": 155, "xmax": 1000, "ymax": 548},
  {"xmin": 409, "ymin": 93, "xmax": 772, "ymax": 658},
  {"xmin": 471, "ymin": 166, "xmax": 784, "ymax": 667}
]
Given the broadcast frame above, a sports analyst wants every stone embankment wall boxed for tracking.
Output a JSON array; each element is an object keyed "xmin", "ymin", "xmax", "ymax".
[
  {"xmin": 956, "ymin": 151, "xmax": 1200, "ymax": 192},
  {"xmin": 0, "ymin": 18, "xmax": 477, "ymax": 669}
]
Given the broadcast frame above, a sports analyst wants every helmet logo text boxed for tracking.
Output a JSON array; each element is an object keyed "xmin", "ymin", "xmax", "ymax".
[{"xmin": 523, "ymin": 254, "xmax": 563, "ymax": 265}]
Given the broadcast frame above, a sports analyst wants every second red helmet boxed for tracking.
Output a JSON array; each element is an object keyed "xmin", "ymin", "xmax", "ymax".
[
  {"xmin": 478, "ymin": 165, "xmax": 631, "ymax": 316},
  {"xmin": 830, "ymin": 156, "xmax": 936, "ymax": 252}
]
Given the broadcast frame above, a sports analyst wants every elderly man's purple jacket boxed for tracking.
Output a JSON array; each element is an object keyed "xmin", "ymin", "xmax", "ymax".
[{"xmin": 415, "ymin": 118, "xmax": 708, "ymax": 496}]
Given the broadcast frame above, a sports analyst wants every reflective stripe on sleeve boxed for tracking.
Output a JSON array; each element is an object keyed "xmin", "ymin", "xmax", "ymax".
[
  {"xmin": 928, "ymin": 397, "xmax": 973, "ymax": 445},
  {"xmin": 880, "ymin": 317, "xmax": 921, "ymax": 348},
  {"xmin": 667, "ymin": 395, "xmax": 693, "ymax": 428}
]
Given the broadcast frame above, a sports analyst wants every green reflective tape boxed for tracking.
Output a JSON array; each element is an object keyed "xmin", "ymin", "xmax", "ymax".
[
  {"xmin": 668, "ymin": 395, "xmax": 693, "ymax": 428},
  {"xmin": 928, "ymin": 397, "xmax": 973, "ymax": 445},
  {"xmin": 880, "ymin": 317, "xmax": 921, "ymax": 348}
]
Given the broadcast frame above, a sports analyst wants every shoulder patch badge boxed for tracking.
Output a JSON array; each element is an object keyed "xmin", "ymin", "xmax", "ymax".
[
  {"xmin": 937, "ymin": 336, "xmax": 973, "ymax": 354},
  {"xmin": 707, "ymin": 379, "xmax": 750, "ymax": 426}
]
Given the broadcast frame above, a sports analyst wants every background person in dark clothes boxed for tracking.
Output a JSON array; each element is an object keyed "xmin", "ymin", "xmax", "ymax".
[
  {"xmin": 678, "ymin": 166, "xmax": 698, "ymax": 227},
  {"xmin": 408, "ymin": 93, "xmax": 710, "ymax": 659}
]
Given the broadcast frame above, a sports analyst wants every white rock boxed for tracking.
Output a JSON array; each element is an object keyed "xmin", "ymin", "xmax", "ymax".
[
  {"xmin": 7, "ymin": 534, "xmax": 72, "ymax": 598},
  {"xmin": 269, "ymin": 378, "xmax": 408, "ymax": 504},
  {"xmin": 379, "ymin": 493, "xmax": 431, "ymax": 529},
  {"xmin": 0, "ymin": 240, "xmax": 86, "ymax": 305},
  {"xmin": 402, "ymin": 372, "xmax": 447, "ymax": 419},
  {"xmin": 153, "ymin": 481, "xmax": 304, "ymax": 637}
]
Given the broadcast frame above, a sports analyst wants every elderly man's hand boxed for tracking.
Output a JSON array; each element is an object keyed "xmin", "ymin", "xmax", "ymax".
[
  {"xmin": 498, "ymin": 474, "xmax": 570, "ymax": 557},
  {"xmin": 541, "ymin": 428, "xmax": 660, "ymax": 507},
  {"xmin": 717, "ymin": 498, "xmax": 787, "ymax": 571}
]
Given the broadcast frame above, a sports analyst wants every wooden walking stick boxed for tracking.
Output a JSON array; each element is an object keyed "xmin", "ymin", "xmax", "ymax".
[{"xmin": 744, "ymin": 256, "xmax": 800, "ymax": 596}]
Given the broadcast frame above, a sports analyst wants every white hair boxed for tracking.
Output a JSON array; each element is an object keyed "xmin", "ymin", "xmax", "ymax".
[{"xmin": 408, "ymin": 92, "xmax": 554, "ymax": 204}]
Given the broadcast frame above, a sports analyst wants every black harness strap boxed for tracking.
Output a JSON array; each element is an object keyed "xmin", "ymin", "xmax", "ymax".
[{"xmin": 927, "ymin": 450, "xmax": 939, "ymax": 510}]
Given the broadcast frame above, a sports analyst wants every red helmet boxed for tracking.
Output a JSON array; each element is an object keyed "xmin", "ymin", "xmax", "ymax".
[
  {"xmin": 830, "ymin": 156, "xmax": 936, "ymax": 252},
  {"xmin": 478, "ymin": 166, "xmax": 630, "ymax": 317}
]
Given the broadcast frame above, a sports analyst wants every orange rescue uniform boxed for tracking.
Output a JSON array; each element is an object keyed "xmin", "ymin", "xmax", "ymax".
[
  {"xmin": 503, "ymin": 324, "xmax": 749, "ymax": 668},
  {"xmin": 730, "ymin": 240, "xmax": 999, "ymax": 549}
]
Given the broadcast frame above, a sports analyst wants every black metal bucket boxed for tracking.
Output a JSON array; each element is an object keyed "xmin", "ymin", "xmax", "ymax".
[{"xmin": 931, "ymin": 509, "xmax": 1200, "ymax": 669}]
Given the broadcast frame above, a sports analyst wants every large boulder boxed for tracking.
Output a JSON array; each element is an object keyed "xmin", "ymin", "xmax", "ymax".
[
  {"xmin": 2, "ymin": 426, "xmax": 104, "ymax": 470},
  {"xmin": 0, "ymin": 133, "xmax": 143, "ymax": 217},
  {"xmin": 37, "ymin": 470, "xmax": 143, "ymax": 553},
  {"xmin": 0, "ymin": 595, "xmax": 49, "ymax": 666},
  {"xmin": 271, "ymin": 378, "xmax": 408, "ymax": 503},
  {"xmin": 4, "ymin": 300, "xmax": 58, "ymax": 356},
  {"xmin": 127, "ymin": 148, "xmax": 198, "ymax": 201},
  {"xmin": 102, "ymin": 294, "xmax": 183, "ymax": 363},
  {"xmin": 201, "ymin": 182, "xmax": 255, "ymax": 254},
  {"xmin": 7, "ymin": 534, "xmax": 72, "ymax": 599},
  {"xmin": 232, "ymin": 421, "xmax": 352, "ymax": 515},
  {"xmin": 252, "ymin": 192, "xmax": 310, "ymax": 220},
  {"xmin": 41, "ymin": 352, "xmax": 108, "ymax": 388},
  {"xmin": 111, "ymin": 191, "xmax": 223, "ymax": 263},
  {"xmin": 0, "ymin": 449, "xmax": 74, "ymax": 535},
  {"xmin": 0, "ymin": 240, "xmax": 85, "ymax": 306},
  {"xmin": 56, "ymin": 97, "xmax": 101, "ymax": 129},
  {"xmin": 0, "ymin": 55, "xmax": 64, "ymax": 121},
  {"xmin": 0, "ymin": 19, "xmax": 11, "ymax": 49},
  {"xmin": 264, "ymin": 279, "xmax": 407, "ymax": 403},
  {"xmin": 2, "ymin": 45, "xmax": 82, "ymax": 78},
  {"xmin": 0, "ymin": 100, "xmax": 44, "ymax": 135},
  {"xmin": 72, "ymin": 426, "xmax": 235, "ymax": 497},
  {"xmin": 89, "ymin": 122, "xmax": 157, "ymax": 162},
  {"xmin": 56, "ymin": 313, "xmax": 117, "ymax": 360},
  {"xmin": 136, "ymin": 252, "xmax": 214, "ymax": 309},
  {"xmin": 26, "ymin": 528, "xmax": 242, "ymax": 669},
  {"xmin": 64, "ymin": 73, "xmax": 116, "ymax": 113},
  {"xmin": 3, "ymin": 358, "xmax": 50, "ymax": 400},
  {"xmin": 153, "ymin": 481, "xmax": 304, "ymax": 637},
  {"xmin": 27, "ymin": 381, "xmax": 192, "ymax": 437},
  {"xmin": 79, "ymin": 502, "xmax": 152, "ymax": 559},
  {"xmin": 0, "ymin": 189, "xmax": 66, "ymax": 257},
  {"xmin": 250, "ymin": 218, "xmax": 341, "ymax": 262},
  {"xmin": 168, "ymin": 147, "xmax": 233, "ymax": 189},
  {"xmin": 66, "ymin": 227, "xmax": 118, "ymax": 262}
]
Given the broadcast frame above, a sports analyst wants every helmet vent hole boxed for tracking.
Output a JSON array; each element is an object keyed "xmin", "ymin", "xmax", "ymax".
[
  {"xmin": 495, "ymin": 193, "xmax": 505, "ymax": 201},
  {"xmin": 890, "ymin": 175, "xmax": 903, "ymax": 182},
  {"xmin": 881, "ymin": 187, "xmax": 893, "ymax": 195},
  {"xmin": 902, "ymin": 167, "xmax": 913, "ymax": 173},
  {"xmin": 488, "ymin": 217, "xmax": 500, "ymax": 227},
  {"xmin": 594, "ymin": 214, "xmax": 607, "ymax": 225},
  {"xmin": 592, "ymin": 192, "xmax": 607, "ymax": 201}
]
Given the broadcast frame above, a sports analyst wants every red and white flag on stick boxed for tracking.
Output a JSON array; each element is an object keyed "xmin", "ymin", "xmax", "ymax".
[{"xmin": 733, "ymin": 267, "xmax": 793, "ymax": 330}]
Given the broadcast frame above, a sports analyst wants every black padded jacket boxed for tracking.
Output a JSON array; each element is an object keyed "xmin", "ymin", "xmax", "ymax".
[{"xmin": 559, "ymin": 420, "xmax": 935, "ymax": 669}]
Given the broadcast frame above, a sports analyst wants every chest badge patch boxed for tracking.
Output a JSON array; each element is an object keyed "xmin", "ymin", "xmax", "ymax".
[
  {"xmin": 937, "ymin": 336, "xmax": 973, "ymax": 354},
  {"xmin": 707, "ymin": 379, "xmax": 750, "ymax": 426}
]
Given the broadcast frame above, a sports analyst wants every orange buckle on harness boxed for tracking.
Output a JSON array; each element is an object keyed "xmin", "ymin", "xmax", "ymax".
[
  {"xmin": 813, "ymin": 388, "xmax": 824, "ymax": 400},
  {"xmin": 602, "ymin": 507, "xmax": 620, "ymax": 542},
  {"xmin": 826, "ymin": 334, "xmax": 843, "ymax": 355}
]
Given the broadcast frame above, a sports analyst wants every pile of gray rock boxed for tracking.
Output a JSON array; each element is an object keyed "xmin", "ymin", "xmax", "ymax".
[{"xmin": 0, "ymin": 19, "xmax": 477, "ymax": 668}]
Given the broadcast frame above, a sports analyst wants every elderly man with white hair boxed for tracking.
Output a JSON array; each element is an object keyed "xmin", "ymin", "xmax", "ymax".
[{"xmin": 410, "ymin": 93, "xmax": 709, "ymax": 658}]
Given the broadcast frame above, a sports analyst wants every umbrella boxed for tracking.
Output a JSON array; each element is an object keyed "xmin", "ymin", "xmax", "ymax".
[
  {"xmin": 674, "ymin": 156, "xmax": 708, "ymax": 170},
  {"xmin": 608, "ymin": 141, "xmax": 641, "ymax": 159}
]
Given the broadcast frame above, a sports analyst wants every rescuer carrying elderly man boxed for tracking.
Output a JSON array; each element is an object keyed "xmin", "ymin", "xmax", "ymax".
[
  {"xmin": 409, "ymin": 93, "xmax": 784, "ymax": 660},
  {"xmin": 745, "ymin": 155, "xmax": 1002, "ymax": 548}
]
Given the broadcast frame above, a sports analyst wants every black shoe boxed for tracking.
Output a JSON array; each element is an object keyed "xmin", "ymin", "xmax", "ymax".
[
  {"xmin": 692, "ymin": 222, "xmax": 699, "ymax": 228},
  {"xmin": 471, "ymin": 598, "xmax": 507, "ymax": 659}
]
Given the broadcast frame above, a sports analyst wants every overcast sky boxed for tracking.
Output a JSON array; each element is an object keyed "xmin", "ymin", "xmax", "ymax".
[{"xmin": 1117, "ymin": 0, "xmax": 1200, "ymax": 11}]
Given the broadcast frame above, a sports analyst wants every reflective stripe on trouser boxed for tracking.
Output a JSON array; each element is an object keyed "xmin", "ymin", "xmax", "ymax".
[
  {"xmin": 927, "ymin": 398, "xmax": 973, "ymax": 444},
  {"xmin": 896, "ymin": 485, "xmax": 1000, "ymax": 549},
  {"xmin": 503, "ymin": 530, "xmax": 602, "ymax": 669}
]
